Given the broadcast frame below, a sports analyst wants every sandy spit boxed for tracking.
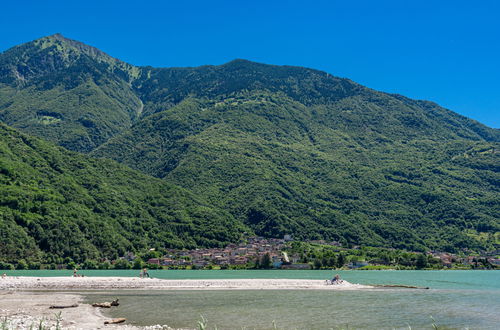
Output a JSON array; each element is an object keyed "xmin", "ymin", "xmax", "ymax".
[
  {"xmin": 0, "ymin": 277, "xmax": 371, "ymax": 291},
  {"xmin": 0, "ymin": 277, "xmax": 370, "ymax": 329}
]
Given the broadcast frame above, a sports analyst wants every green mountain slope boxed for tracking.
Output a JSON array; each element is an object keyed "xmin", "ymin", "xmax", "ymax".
[
  {"xmin": 0, "ymin": 123, "xmax": 244, "ymax": 265},
  {"xmin": 133, "ymin": 59, "xmax": 498, "ymax": 142},
  {"xmin": 94, "ymin": 92, "xmax": 499, "ymax": 252},
  {"xmin": 1, "ymin": 35, "xmax": 498, "ymax": 254},
  {"xmin": 0, "ymin": 34, "xmax": 141, "ymax": 152}
]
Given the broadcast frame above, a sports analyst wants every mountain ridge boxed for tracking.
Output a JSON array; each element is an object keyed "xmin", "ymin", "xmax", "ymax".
[
  {"xmin": 0, "ymin": 35, "xmax": 498, "ymax": 257},
  {"xmin": 0, "ymin": 34, "xmax": 497, "ymax": 149},
  {"xmin": 0, "ymin": 34, "xmax": 143, "ymax": 151}
]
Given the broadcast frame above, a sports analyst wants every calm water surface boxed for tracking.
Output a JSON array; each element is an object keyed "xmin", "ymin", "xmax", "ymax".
[
  {"xmin": 5, "ymin": 270, "xmax": 500, "ymax": 329},
  {"xmin": 87, "ymin": 288, "xmax": 499, "ymax": 329}
]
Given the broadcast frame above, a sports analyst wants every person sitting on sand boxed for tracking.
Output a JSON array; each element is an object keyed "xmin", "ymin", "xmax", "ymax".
[
  {"xmin": 331, "ymin": 274, "xmax": 343, "ymax": 284},
  {"xmin": 1, "ymin": 273, "xmax": 6, "ymax": 279}
]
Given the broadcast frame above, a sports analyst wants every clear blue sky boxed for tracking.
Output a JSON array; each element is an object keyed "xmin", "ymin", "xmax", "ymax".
[{"xmin": 1, "ymin": 0, "xmax": 498, "ymax": 127}]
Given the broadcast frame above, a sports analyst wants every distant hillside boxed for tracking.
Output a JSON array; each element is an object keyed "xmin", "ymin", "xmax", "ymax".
[
  {"xmin": 1, "ymin": 36, "xmax": 495, "ymax": 154},
  {"xmin": 0, "ymin": 35, "xmax": 498, "ymax": 255},
  {"xmin": 0, "ymin": 123, "xmax": 244, "ymax": 265},
  {"xmin": 0, "ymin": 34, "xmax": 141, "ymax": 152},
  {"xmin": 94, "ymin": 93, "xmax": 499, "ymax": 252}
]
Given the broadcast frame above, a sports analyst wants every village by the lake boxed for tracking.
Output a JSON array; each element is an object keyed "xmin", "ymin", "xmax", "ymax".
[{"xmin": 134, "ymin": 236, "xmax": 500, "ymax": 270}]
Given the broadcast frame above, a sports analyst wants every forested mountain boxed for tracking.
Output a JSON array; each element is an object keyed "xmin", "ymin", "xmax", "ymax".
[
  {"xmin": 0, "ymin": 34, "xmax": 141, "ymax": 152},
  {"xmin": 0, "ymin": 123, "xmax": 244, "ymax": 264},
  {"xmin": 0, "ymin": 34, "xmax": 498, "ymax": 259},
  {"xmin": 94, "ymin": 94, "xmax": 499, "ymax": 251}
]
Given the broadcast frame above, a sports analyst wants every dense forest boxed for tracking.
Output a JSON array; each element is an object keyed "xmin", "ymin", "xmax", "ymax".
[
  {"xmin": 0, "ymin": 34, "xmax": 498, "ymax": 264},
  {"xmin": 0, "ymin": 123, "xmax": 244, "ymax": 265},
  {"xmin": 94, "ymin": 94, "xmax": 499, "ymax": 252}
]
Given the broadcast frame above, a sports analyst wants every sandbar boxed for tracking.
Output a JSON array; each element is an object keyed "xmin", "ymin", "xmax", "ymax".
[
  {"xmin": 0, "ymin": 277, "xmax": 370, "ymax": 329},
  {"xmin": 0, "ymin": 276, "xmax": 371, "ymax": 291}
]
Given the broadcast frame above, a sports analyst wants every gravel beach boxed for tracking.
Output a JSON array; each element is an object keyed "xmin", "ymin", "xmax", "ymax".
[
  {"xmin": 0, "ymin": 291, "xmax": 145, "ymax": 330},
  {"xmin": 0, "ymin": 276, "xmax": 371, "ymax": 291},
  {"xmin": 0, "ymin": 277, "xmax": 370, "ymax": 329}
]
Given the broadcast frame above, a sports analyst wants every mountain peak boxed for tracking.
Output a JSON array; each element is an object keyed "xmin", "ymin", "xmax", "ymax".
[
  {"xmin": 0, "ymin": 34, "xmax": 141, "ymax": 85},
  {"xmin": 35, "ymin": 33, "xmax": 112, "ymax": 61},
  {"xmin": 48, "ymin": 33, "xmax": 66, "ymax": 40},
  {"xmin": 225, "ymin": 58, "xmax": 255, "ymax": 65}
]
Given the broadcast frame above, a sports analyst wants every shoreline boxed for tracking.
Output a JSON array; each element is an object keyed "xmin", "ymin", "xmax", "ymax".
[
  {"xmin": 0, "ymin": 291, "xmax": 126, "ymax": 330},
  {"xmin": 0, "ymin": 276, "xmax": 371, "ymax": 291},
  {"xmin": 0, "ymin": 273, "xmax": 496, "ymax": 329},
  {"xmin": 0, "ymin": 277, "xmax": 370, "ymax": 329},
  {"xmin": 0, "ymin": 291, "xmax": 180, "ymax": 330}
]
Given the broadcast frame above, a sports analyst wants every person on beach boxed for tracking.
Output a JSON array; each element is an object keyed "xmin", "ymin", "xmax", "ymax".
[
  {"xmin": 331, "ymin": 274, "xmax": 342, "ymax": 284},
  {"xmin": 73, "ymin": 268, "xmax": 78, "ymax": 277},
  {"xmin": 1, "ymin": 273, "xmax": 6, "ymax": 278},
  {"xmin": 140, "ymin": 268, "xmax": 150, "ymax": 278}
]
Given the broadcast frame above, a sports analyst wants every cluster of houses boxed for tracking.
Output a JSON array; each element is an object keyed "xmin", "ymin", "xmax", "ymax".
[
  {"xmin": 139, "ymin": 236, "xmax": 499, "ymax": 269},
  {"xmin": 146, "ymin": 236, "xmax": 301, "ymax": 268},
  {"xmin": 429, "ymin": 251, "xmax": 500, "ymax": 268}
]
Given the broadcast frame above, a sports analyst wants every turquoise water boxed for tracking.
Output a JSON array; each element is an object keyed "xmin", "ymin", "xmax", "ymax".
[
  {"xmin": 5, "ymin": 270, "xmax": 500, "ymax": 329},
  {"xmin": 87, "ymin": 288, "xmax": 500, "ymax": 329},
  {"xmin": 4, "ymin": 269, "xmax": 500, "ymax": 290}
]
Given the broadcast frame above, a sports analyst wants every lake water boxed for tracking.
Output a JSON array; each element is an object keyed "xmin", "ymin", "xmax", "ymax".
[{"xmin": 5, "ymin": 270, "xmax": 500, "ymax": 329}]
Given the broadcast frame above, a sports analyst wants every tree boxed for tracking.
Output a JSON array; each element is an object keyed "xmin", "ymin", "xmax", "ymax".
[
  {"xmin": 132, "ymin": 258, "xmax": 144, "ymax": 270},
  {"xmin": 146, "ymin": 262, "xmax": 162, "ymax": 269},
  {"xmin": 260, "ymin": 253, "xmax": 272, "ymax": 269},
  {"xmin": 16, "ymin": 259, "xmax": 28, "ymax": 270},
  {"xmin": 113, "ymin": 259, "xmax": 131, "ymax": 269},
  {"xmin": 416, "ymin": 254, "xmax": 428, "ymax": 269},
  {"xmin": 66, "ymin": 261, "xmax": 77, "ymax": 270},
  {"xmin": 28, "ymin": 261, "xmax": 41, "ymax": 270},
  {"xmin": 98, "ymin": 261, "xmax": 111, "ymax": 269},
  {"xmin": 254, "ymin": 256, "xmax": 260, "ymax": 269},
  {"xmin": 336, "ymin": 253, "xmax": 345, "ymax": 268},
  {"xmin": 82, "ymin": 260, "xmax": 98, "ymax": 269},
  {"xmin": 0, "ymin": 262, "xmax": 14, "ymax": 270},
  {"xmin": 322, "ymin": 255, "xmax": 336, "ymax": 268}
]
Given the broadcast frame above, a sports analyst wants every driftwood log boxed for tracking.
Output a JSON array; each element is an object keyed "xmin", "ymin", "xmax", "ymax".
[
  {"xmin": 372, "ymin": 284, "xmax": 430, "ymax": 289},
  {"xmin": 92, "ymin": 299, "xmax": 119, "ymax": 308},
  {"xmin": 49, "ymin": 304, "xmax": 79, "ymax": 309},
  {"xmin": 104, "ymin": 318, "xmax": 126, "ymax": 324}
]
